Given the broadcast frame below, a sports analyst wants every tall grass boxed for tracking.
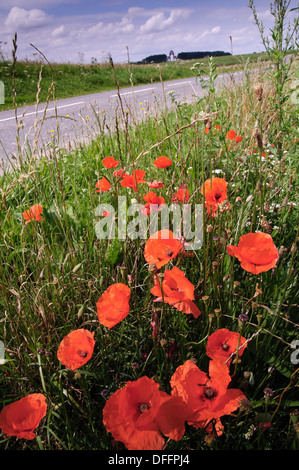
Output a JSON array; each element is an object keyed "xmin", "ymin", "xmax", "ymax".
[{"xmin": 0, "ymin": 32, "xmax": 298, "ymax": 451}]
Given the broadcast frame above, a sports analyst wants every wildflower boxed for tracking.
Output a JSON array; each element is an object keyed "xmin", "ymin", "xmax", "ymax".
[
  {"xmin": 143, "ymin": 191, "xmax": 165, "ymax": 212},
  {"xmin": 151, "ymin": 266, "xmax": 201, "ymax": 318},
  {"xmin": 206, "ymin": 328, "xmax": 247, "ymax": 364},
  {"xmin": 97, "ymin": 283, "xmax": 131, "ymax": 329},
  {"xmin": 121, "ymin": 169, "xmax": 146, "ymax": 193},
  {"xmin": 22, "ymin": 204, "xmax": 43, "ymax": 224},
  {"xmin": 57, "ymin": 329, "xmax": 95, "ymax": 371},
  {"xmin": 205, "ymin": 124, "xmax": 221, "ymax": 134},
  {"xmin": 226, "ymin": 232, "xmax": 279, "ymax": 274},
  {"xmin": 144, "ymin": 229, "xmax": 183, "ymax": 269},
  {"xmin": 154, "ymin": 156, "xmax": 172, "ymax": 168},
  {"xmin": 95, "ymin": 177, "xmax": 111, "ymax": 192},
  {"xmin": 102, "ymin": 376, "xmax": 189, "ymax": 450},
  {"xmin": 225, "ymin": 130, "xmax": 242, "ymax": 144},
  {"xmin": 0, "ymin": 394, "xmax": 47, "ymax": 440},
  {"xmin": 201, "ymin": 177, "xmax": 229, "ymax": 216},
  {"xmin": 226, "ymin": 130, "xmax": 237, "ymax": 140},
  {"xmin": 113, "ymin": 168, "xmax": 126, "ymax": 178},
  {"xmin": 140, "ymin": 205, "xmax": 152, "ymax": 216},
  {"xmin": 259, "ymin": 421, "xmax": 272, "ymax": 432},
  {"xmin": 174, "ymin": 187, "xmax": 189, "ymax": 203},
  {"xmin": 147, "ymin": 180, "xmax": 164, "ymax": 189},
  {"xmin": 263, "ymin": 387, "xmax": 274, "ymax": 404},
  {"xmin": 102, "ymin": 210, "xmax": 111, "ymax": 217},
  {"xmin": 170, "ymin": 359, "xmax": 246, "ymax": 426},
  {"xmin": 102, "ymin": 156, "xmax": 119, "ymax": 168},
  {"xmin": 143, "ymin": 191, "xmax": 165, "ymax": 210}
]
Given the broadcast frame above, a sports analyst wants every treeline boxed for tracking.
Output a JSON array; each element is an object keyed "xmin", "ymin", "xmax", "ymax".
[
  {"xmin": 139, "ymin": 51, "xmax": 231, "ymax": 64},
  {"xmin": 178, "ymin": 51, "xmax": 231, "ymax": 60},
  {"xmin": 139, "ymin": 54, "xmax": 168, "ymax": 64}
]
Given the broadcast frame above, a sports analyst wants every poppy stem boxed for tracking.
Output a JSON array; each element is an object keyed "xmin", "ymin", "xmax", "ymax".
[{"xmin": 37, "ymin": 348, "xmax": 47, "ymax": 394}]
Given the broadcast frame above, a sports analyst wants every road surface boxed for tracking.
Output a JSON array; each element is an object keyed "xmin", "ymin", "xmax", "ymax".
[{"xmin": 0, "ymin": 71, "xmax": 241, "ymax": 168}]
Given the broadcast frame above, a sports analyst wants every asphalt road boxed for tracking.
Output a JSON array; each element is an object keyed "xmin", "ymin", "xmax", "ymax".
[{"xmin": 0, "ymin": 71, "xmax": 241, "ymax": 168}]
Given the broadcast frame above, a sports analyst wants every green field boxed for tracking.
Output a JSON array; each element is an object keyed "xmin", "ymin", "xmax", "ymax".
[{"xmin": 0, "ymin": 52, "xmax": 270, "ymax": 111}]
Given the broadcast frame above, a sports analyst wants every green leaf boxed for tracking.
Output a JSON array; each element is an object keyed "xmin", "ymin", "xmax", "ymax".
[{"xmin": 105, "ymin": 238, "xmax": 123, "ymax": 266}]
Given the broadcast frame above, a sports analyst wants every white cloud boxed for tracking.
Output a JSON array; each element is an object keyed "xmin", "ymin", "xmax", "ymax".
[
  {"xmin": 52, "ymin": 25, "xmax": 65, "ymax": 37},
  {"xmin": 211, "ymin": 26, "xmax": 221, "ymax": 34},
  {"xmin": 127, "ymin": 7, "xmax": 145, "ymax": 16},
  {"xmin": 5, "ymin": 6, "xmax": 52, "ymax": 30},
  {"xmin": 140, "ymin": 9, "xmax": 190, "ymax": 34},
  {"xmin": 88, "ymin": 15, "xmax": 134, "ymax": 36}
]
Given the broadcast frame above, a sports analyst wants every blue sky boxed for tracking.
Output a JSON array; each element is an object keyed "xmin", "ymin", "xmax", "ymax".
[{"xmin": 0, "ymin": 0, "xmax": 297, "ymax": 64}]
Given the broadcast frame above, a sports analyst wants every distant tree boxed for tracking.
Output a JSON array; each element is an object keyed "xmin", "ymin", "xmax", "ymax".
[
  {"xmin": 177, "ymin": 51, "xmax": 231, "ymax": 60},
  {"xmin": 142, "ymin": 54, "xmax": 167, "ymax": 64}
]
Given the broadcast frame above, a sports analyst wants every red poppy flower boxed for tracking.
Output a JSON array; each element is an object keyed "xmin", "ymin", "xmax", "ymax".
[
  {"xmin": 97, "ymin": 283, "xmax": 131, "ymax": 329},
  {"xmin": 170, "ymin": 359, "xmax": 246, "ymax": 425},
  {"xmin": 95, "ymin": 177, "xmax": 111, "ymax": 192},
  {"xmin": 205, "ymin": 125, "xmax": 221, "ymax": 134},
  {"xmin": 102, "ymin": 156, "xmax": 119, "ymax": 168},
  {"xmin": 175, "ymin": 188, "xmax": 189, "ymax": 203},
  {"xmin": 0, "ymin": 393, "xmax": 47, "ymax": 440},
  {"xmin": 226, "ymin": 232, "xmax": 279, "ymax": 274},
  {"xmin": 57, "ymin": 328, "xmax": 95, "ymax": 371},
  {"xmin": 201, "ymin": 177, "xmax": 229, "ymax": 216},
  {"xmin": 143, "ymin": 191, "xmax": 165, "ymax": 212},
  {"xmin": 22, "ymin": 204, "xmax": 43, "ymax": 224},
  {"xmin": 102, "ymin": 210, "xmax": 111, "ymax": 217},
  {"xmin": 140, "ymin": 205, "xmax": 152, "ymax": 216},
  {"xmin": 121, "ymin": 169, "xmax": 146, "ymax": 193},
  {"xmin": 206, "ymin": 328, "xmax": 247, "ymax": 364},
  {"xmin": 226, "ymin": 130, "xmax": 237, "ymax": 140},
  {"xmin": 154, "ymin": 156, "xmax": 172, "ymax": 168},
  {"xmin": 113, "ymin": 168, "xmax": 126, "ymax": 177},
  {"xmin": 151, "ymin": 266, "xmax": 201, "ymax": 318},
  {"xmin": 144, "ymin": 229, "xmax": 183, "ymax": 269},
  {"xmin": 102, "ymin": 376, "xmax": 189, "ymax": 450},
  {"xmin": 147, "ymin": 180, "xmax": 164, "ymax": 189},
  {"xmin": 235, "ymin": 135, "xmax": 242, "ymax": 143}
]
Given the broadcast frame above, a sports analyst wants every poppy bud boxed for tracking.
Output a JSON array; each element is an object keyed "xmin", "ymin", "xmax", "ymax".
[
  {"xmin": 244, "ymin": 371, "xmax": 255, "ymax": 385},
  {"xmin": 238, "ymin": 314, "xmax": 249, "ymax": 328}
]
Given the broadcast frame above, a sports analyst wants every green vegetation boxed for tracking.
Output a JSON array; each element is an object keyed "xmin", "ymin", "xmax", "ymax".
[{"xmin": 0, "ymin": 51, "xmax": 270, "ymax": 111}]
